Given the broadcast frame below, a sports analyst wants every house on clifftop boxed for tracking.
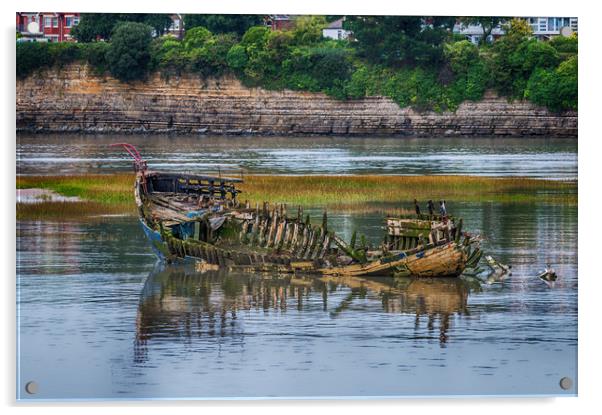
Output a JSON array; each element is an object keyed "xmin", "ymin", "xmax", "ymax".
[
  {"xmin": 264, "ymin": 15, "xmax": 295, "ymax": 31},
  {"xmin": 17, "ymin": 12, "xmax": 79, "ymax": 42},
  {"xmin": 322, "ymin": 17, "xmax": 352, "ymax": 40},
  {"xmin": 453, "ymin": 16, "xmax": 578, "ymax": 44}
]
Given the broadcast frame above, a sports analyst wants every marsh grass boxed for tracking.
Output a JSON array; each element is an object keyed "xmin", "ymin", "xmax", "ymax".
[
  {"xmin": 240, "ymin": 175, "xmax": 577, "ymax": 206},
  {"xmin": 17, "ymin": 174, "xmax": 134, "ymax": 205},
  {"xmin": 16, "ymin": 201, "xmax": 136, "ymax": 220},
  {"xmin": 16, "ymin": 174, "xmax": 576, "ymax": 219}
]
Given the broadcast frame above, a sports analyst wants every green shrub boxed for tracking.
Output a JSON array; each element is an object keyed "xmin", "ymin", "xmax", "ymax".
[
  {"xmin": 344, "ymin": 64, "xmax": 371, "ymax": 99},
  {"xmin": 443, "ymin": 41, "xmax": 489, "ymax": 103},
  {"xmin": 490, "ymin": 18, "xmax": 534, "ymax": 97},
  {"xmin": 47, "ymin": 42, "xmax": 82, "ymax": 67},
  {"xmin": 266, "ymin": 30, "xmax": 294, "ymax": 63},
  {"xmin": 242, "ymin": 48, "xmax": 274, "ymax": 85},
  {"xmin": 17, "ymin": 42, "xmax": 52, "ymax": 78},
  {"xmin": 519, "ymin": 40, "xmax": 560, "ymax": 72},
  {"xmin": 193, "ymin": 33, "xmax": 237, "ymax": 76},
  {"xmin": 281, "ymin": 46, "xmax": 353, "ymax": 96},
  {"xmin": 237, "ymin": 27, "xmax": 276, "ymax": 85},
  {"xmin": 150, "ymin": 36, "xmax": 187, "ymax": 74},
  {"xmin": 183, "ymin": 26, "xmax": 212, "ymax": 50},
  {"xmin": 226, "ymin": 44, "xmax": 248, "ymax": 70},
  {"xmin": 524, "ymin": 56, "xmax": 577, "ymax": 112},
  {"xmin": 524, "ymin": 68, "xmax": 558, "ymax": 110},
  {"xmin": 445, "ymin": 40, "xmax": 479, "ymax": 74},
  {"xmin": 292, "ymin": 16, "xmax": 327, "ymax": 44},
  {"xmin": 183, "ymin": 14, "xmax": 263, "ymax": 36},
  {"xmin": 555, "ymin": 56, "xmax": 577, "ymax": 110},
  {"xmin": 463, "ymin": 63, "xmax": 489, "ymax": 100},
  {"xmin": 549, "ymin": 35, "xmax": 578, "ymax": 55},
  {"xmin": 344, "ymin": 16, "xmax": 447, "ymax": 67},
  {"xmin": 241, "ymin": 26, "xmax": 270, "ymax": 48},
  {"xmin": 106, "ymin": 22, "xmax": 153, "ymax": 81},
  {"xmin": 81, "ymin": 42, "xmax": 110, "ymax": 73}
]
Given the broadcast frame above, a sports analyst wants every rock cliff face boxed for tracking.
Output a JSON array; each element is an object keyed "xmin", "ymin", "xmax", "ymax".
[{"xmin": 16, "ymin": 64, "xmax": 577, "ymax": 137}]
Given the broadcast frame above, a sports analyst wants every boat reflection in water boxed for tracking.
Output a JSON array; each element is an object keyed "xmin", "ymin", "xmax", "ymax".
[{"xmin": 135, "ymin": 264, "xmax": 479, "ymax": 362}]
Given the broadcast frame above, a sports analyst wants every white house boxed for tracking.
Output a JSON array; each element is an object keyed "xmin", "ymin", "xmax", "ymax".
[
  {"xmin": 453, "ymin": 17, "xmax": 578, "ymax": 44},
  {"xmin": 452, "ymin": 22, "xmax": 505, "ymax": 44},
  {"xmin": 322, "ymin": 17, "xmax": 352, "ymax": 40},
  {"xmin": 525, "ymin": 17, "xmax": 578, "ymax": 40}
]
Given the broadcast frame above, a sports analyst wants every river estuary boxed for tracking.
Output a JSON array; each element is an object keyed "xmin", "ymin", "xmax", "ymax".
[{"xmin": 16, "ymin": 134, "xmax": 577, "ymax": 399}]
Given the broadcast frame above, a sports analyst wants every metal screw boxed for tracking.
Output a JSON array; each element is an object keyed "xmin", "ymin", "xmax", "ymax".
[
  {"xmin": 559, "ymin": 377, "xmax": 573, "ymax": 390},
  {"xmin": 25, "ymin": 381, "xmax": 38, "ymax": 395}
]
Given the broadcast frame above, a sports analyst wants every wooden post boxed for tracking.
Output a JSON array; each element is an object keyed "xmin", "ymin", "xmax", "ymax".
[
  {"xmin": 455, "ymin": 219, "xmax": 463, "ymax": 243},
  {"xmin": 309, "ymin": 227, "xmax": 323, "ymax": 259}
]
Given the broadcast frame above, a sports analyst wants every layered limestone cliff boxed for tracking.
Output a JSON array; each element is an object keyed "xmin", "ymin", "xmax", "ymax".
[{"xmin": 16, "ymin": 64, "xmax": 577, "ymax": 137}]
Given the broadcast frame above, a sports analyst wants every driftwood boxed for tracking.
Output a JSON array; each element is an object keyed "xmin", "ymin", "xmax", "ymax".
[{"xmin": 538, "ymin": 267, "xmax": 557, "ymax": 282}]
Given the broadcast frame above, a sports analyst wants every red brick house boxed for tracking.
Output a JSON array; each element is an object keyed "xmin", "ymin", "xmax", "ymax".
[
  {"xmin": 264, "ymin": 15, "xmax": 295, "ymax": 31},
  {"xmin": 17, "ymin": 12, "xmax": 80, "ymax": 42}
]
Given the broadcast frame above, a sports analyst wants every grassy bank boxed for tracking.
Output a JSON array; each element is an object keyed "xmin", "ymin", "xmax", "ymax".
[{"xmin": 16, "ymin": 173, "xmax": 577, "ymax": 220}]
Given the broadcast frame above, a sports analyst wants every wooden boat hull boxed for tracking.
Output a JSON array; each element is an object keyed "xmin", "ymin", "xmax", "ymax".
[
  {"xmin": 133, "ymin": 170, "xmax": 472, "ymax": 278},
  {"xmin": 319, "ymin": 241, "xmax": 467, "ymax": 278}
]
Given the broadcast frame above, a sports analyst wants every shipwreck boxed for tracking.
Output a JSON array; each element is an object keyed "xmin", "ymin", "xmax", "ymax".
[{"xmin": 114, "ymin": 143, "xmax": 483, "ymax": 278}]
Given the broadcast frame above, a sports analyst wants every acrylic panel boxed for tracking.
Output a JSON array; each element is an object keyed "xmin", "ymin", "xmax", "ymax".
[{"xmin": 16, "ymin": 12, "xmax": 578, "ymax": 400}]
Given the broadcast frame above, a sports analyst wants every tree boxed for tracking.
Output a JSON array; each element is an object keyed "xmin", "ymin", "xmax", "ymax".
[
  {"xmin": 444, "ymin": 41, "xmax": 489, "ymax": 102},
  {"xmin": 183, "ymin": 26, "xmax": 212, "ymax": 50},
  {"xmin": 344, "ymin": 16, "xmax": 449, "ymax": 66},
  {"xmin": 71, "ymin": 13, "xmax": 120, "ymax": 42},
  {"xmin": 524, "ymin": 58, "xmax": 577, "ymax": 112},
  {"xmin": 240, "ymin": 26, "xmax": 270, "ymax": 48},
  {"xmin": 266, "ymin": 30, "xmax": 294, "ymax": 63},
  {"xmin": 106, "ymin": 22, "xmax": 153, "ymax": 81},
  {"xmin": 490, "ymin": 18, "xmax": 534, "ymax": 97},
  {"xmin": 292, "ymin": 16, "xmax": 327, "ymax": 44},
  {"xmin": 430, "ymin": 16, "xmax": 457, "ymax": 31},
  {"xmin": 289, "ymin": 47, "xmax": 352, "ymax": 85},
  {"xmin": 143, "ymin": 14, "xmax": 174, "ymax": 36},
  {"xmin": 71, "ymin": 13, "xmax": 173, "ymax": 42},
  {"xmin": 555, "ymin": 56, "xmax": 577, "ymax": 110},
  {"xmin": 238, "ymin": 26, "xmax": 274, "ymax": 84},
  {"xmin": 149, "ymin": 36, "xmax": 186, "ymax": 74},
  {"xmin": 226, "ymin": 44, "xmax": 248, "ymax": 70},
  {"xmin": 459, "ymin": 17, "xmax": 509, "ymax": 45},
  {"xmin": 549, "ymin": 34, "xmax": 578, "ymax": 58},
  {"xmin": 188, "ymin": 33, "xmax": 237, "ymax": 76},
  {"xmin": 519, "ymin": 40, "xmax": 560, "ymax": 72},
  {"xmin": 445, "ymin": 40, "xmax": 479, "ymax": 73},
  {"xmin": 184, "ymin": 14, "xmax": 263, "ymax": 36}
]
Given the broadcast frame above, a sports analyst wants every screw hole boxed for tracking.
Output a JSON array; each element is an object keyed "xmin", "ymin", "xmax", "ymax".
[
  {"xmin": 559, "ymin": 377, "xmax": 573, "ymax": 390},
  {"xmin": 25, "ymin": 381, "xmax": 38, "ymax": 395}
]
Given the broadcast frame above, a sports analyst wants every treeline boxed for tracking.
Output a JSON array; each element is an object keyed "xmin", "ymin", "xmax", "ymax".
[{"xmin": 16, "ymin": 15, "xmax": 577, "ymax": 112}]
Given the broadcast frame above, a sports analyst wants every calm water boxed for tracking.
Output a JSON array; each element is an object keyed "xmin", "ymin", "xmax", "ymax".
[
  {"xmin": 16, "ymin": 134, "xmax": 578, "ymax": 179},
  {"xmin": 16, "ymin": 203, "xmax": 577, "ymax": 399},
  {"xmin": 16, "ymin": 135, "xmax": 578, "ymax": 399}
]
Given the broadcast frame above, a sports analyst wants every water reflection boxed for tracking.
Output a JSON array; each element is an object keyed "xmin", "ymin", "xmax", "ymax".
[
  {"xmin": 135, "ymin": 264, "xmax": 478, "ymax": 362},
  {"xmin": 17, "ymin": 200, "xmax": 578, "ymax": 398}
]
